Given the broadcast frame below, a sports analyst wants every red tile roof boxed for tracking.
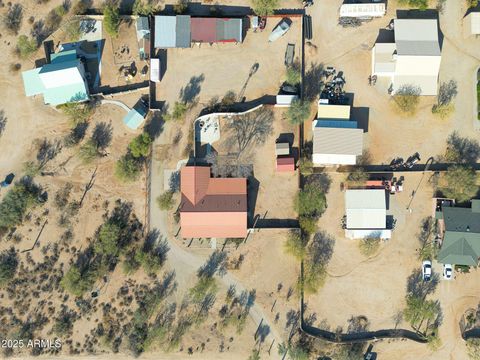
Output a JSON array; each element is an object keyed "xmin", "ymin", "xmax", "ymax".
[{"xmin": 180, "ymin": 166, "xmax": 247, "ymax": 238}]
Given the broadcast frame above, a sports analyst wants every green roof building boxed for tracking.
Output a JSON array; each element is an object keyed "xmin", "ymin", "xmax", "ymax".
[
  {"xmin": 22, "ymin": 48, "xmax": 89, "ymax": 106},
  {"xmin": 437, "ymin": 200, "xmax": 480, "ymax": 266}
]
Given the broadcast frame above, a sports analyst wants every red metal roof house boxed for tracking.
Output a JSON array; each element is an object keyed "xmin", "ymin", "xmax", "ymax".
[{"xmin": 180, "ymin": 166, "xmax": 248, "ymax": 238}]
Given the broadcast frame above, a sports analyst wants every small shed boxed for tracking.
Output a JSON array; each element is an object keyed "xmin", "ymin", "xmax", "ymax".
[
  {"xmin": 276, "ymin": 156, "xmax": 295, "ymax": 172},
  {"xmin": 123, "ymin": 103, "xmax": 148, "ymax": 130},
  {"xmin": 275, "ymin": 142, "xmax": 290, "ymax": 156}
]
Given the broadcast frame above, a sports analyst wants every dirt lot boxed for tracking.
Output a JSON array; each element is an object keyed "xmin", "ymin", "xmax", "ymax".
[
  {"xmin": 303, "ymin": 172, "xmax": 480, "ymax": 359},
  {"xmin": 306, "ymin": 0, "xmax": 480, "ymax": 166},
  {"xmin": 155, "ymin": 16, "xmax": 302, "ymax": 108}
]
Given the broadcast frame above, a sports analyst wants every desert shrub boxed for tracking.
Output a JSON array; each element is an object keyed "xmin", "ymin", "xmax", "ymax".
[
  {"xmin": 287, "ymin": 99, "xmax": 311, "ymax": 125},
  {"xmin": 4, "ymin": 3, "xmax": 23, "ymax": 34},
  {"xmin": 284, "ymin": 230, "xmax": 305, "ymax": 260},
  {"xmin": 467, "ymin": 0, "xmax": 479, "ymax": 8},
  {"xmin": 115, "ymin": 154, "xmax": 142, "ymax": 182},
  {"xmin": 189, "ymin": 276, "xmax": 218, "ymax": 302},
  {"xmin": 78, "ymin": 139, "xmax": 99, "ymax": 163},
  {"xmin": 467, "ymin": 338, "xmax": 480, "ymax": 359},
  {"xmin": 397, "ymin": 0, "xmax": 428, "ymax": 9},
  {"xmin": 444, "ymin": 131, "xmax": 480, "ymax": 164},
  {"xmin": 123, "ymin": 249, "xmax": 141, "ymax": 274},
  {"xmin": 0, "ymin": 248, "xmax": 18, "ymax": 287},
  {"xmin": 103, "ymin": 2, "xmax": 120, "ymax": 37},
  {"xmin": 128, "ymin": 133, "xmax": 152, "ymax": 158},
  {"xmin": 72, "ymin": 0, "xmax": 91, "ymax": 14},
  {"xmin": 16, "ymin": 35, "xmax": 38, "ymax": 59},
  {"xmin": 58, "ymin": 102, "xmax": 94, "ymax": 126},
  {"xmin": 286, "ymin": 65, "xmax": 301, "ymax": 86},
  {"xmin": 0, "ymin": 180, "xmax": 42, "ymax": 230},
  {"xmin": 298, "ymin": 216, "xmax": 317, "ymax": 235},
  {"xmin": 53, "ymin": 310, "xmax": 75, "ymax": 336},
  {"xmin": 61, "ymin": 264, "xmax": 101, "ymax": 296},
  {"xmin": 358, "ymin": 237, "xmax": 381, "ymax": 257},
  {"xmin": 392, "ymin": 84, "xmax": 421, "ymax": 115},
  {"xmin": 9, "ymin": 63, "xmax": 21, "ymax": 73},
  {"xmin": 440, "ymin": 165, "xmax": 478, "ymax": 202},
  {"xmin": 157, "ymin": 191, "xmax": 174, "ymax": 210},
  {"xmin": 432, "ymin": 80, "xmax": 457, "ymax": 119},
  {"xmin": 346, "ymin": 168, "xmax": 368, "ymax": 186},
  {"xmin": 251, "ymin": 0, "xmax": 279, "ymax": 15},
  {"xmin": 133, "ymin": 0, "xmax": 156, "ymax": 15},
  {"xmin": 298, "ymin": 157, "xmax": 313, "ymax": 175},
  {"xmin": 173, "ymin": 0, "xmax": 188, "ymax": 14},
  {"xmin": 45, "ymin": 8, "xmax": 63, "ymax": 31},
  {"xmin": 65, "ymin": 19, "xmax": 82, "ymax": 41},
  {"xmin": 164, "ymin": 101, "xmax": 187, "ymax": 122}
]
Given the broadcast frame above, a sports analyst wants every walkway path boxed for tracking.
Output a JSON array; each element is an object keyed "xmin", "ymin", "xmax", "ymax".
[{"xmin": 100, "ymin": 99, "xmax": 131, "ymax": 113}]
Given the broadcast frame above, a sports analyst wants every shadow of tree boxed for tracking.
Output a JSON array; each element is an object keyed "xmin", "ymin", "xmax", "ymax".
[
  {"xmin": 406, "ymin": 268, "xmax": 439, "ymax": 300},
  {"xmin": 180, "ymin": 74, "xmax": 205, "ymax": 105},
  {"xmin": 304, "ymin": 62, "xmax": 324, "ymax": 101},
  {"xmin": 0, "ymin": 110, "xmax": 6, "ymax": 136},
  {"xmin": 92, "ymin": 121, "xmax": 113, "ymax": 150}
]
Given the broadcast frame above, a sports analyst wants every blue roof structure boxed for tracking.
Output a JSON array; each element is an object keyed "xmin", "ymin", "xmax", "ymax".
[
  {"xmin": 22, "ymin": 48, "xmax": 89, "ymax": 106},
  {"xmin": 123, "ymin": 106, "xmax": 147, "ymax": 130},
  {"xmin": 315, "ymin": 120, "xmax": 358, "ymax": 128}
]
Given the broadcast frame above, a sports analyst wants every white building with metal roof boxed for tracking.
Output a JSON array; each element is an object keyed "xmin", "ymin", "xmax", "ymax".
[
  {"xmin": 372, "ymin": 19, "xmax": 442, "ymax": 96},
  {"xmin": 345, "ymin": 189, "xmax": 391, "ymax": 239}
]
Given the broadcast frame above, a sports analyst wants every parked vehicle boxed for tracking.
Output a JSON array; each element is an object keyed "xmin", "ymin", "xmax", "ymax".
[
  {"xmin": 269, "ymin": 18, "xmax": 292, "ymax": 42},
  {"xmin": 404, "ymin": 152, "xmax": 420, "ymax": 169},
  {"xmin": 422, "ymin": 260, "xmax": 432, "ymax": 281},
  {"xmin": 443, "ymin": 264, "xmax": 453, "ymax": 280},
  {"xmin": 251, "ymin": 16, "xmax": 266, "ymax": 32},
  {"xmin": 0, "ymin": 173, "xmax": 14, "ymax": 188}
]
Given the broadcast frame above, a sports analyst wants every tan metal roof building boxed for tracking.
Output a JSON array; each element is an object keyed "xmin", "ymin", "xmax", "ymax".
[
  {"xmin": 312, "ymin": 127, "xmax": 363, "ymax": 165},
  {"xmin": 317, "ymin": 103, "xmax": 350, "ymax": 120}
]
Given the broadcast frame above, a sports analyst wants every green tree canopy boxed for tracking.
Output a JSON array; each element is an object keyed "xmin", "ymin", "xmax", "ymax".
[
  {"xmin": 440, "ymin": 165, "xmax": 479, "ymax": 202},
  {"xmin": 94, "ymin": 222, "xmax": 121, "ymax": 257},
  {"xmin": 129, "ymin": 133, "xmax": 152, "ymax": 158},
  {"xmin": 284, "ymin": 230, "xmax": 306, "ymax": 260},
  {"xmin": 103, "ymin": 2, "xmax": 120, "ymax": 37},
  {"xmin": 295, "ymin": 184, "xmax": 326, "ymax": 217},
  {"xmin": 251, "ymin": 0, "xmax": 279, "ymax": 15},
  {"xmin": 0, "ymin": 181, "xmax": 42, "ymax": 230},
  {"xmin": 287, "ymin": 99, "xmax": 311, "ymax": 125},
  {"xmin": 16, "ymin": 35, "xmax": 38, "ymax": 59},
  {"xmin": 0, "ymin": 248, "xmax": 18, "ymax": 287},
  {"xmin": 157, "ymin": 191, "xmax": 174, "ymax": 210},
  {"xmin": 115, "ymin": 154, "xmax": 142, "ymax": 182}
]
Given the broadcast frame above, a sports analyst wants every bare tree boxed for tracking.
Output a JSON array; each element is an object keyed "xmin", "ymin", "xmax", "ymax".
[
  {"xmin": 225, "ymin": 107, "xmax": 273, "ymax": 159},
  {"xmin": 0, "ymin": 110, "xmax": 6, "ymax": 137}
]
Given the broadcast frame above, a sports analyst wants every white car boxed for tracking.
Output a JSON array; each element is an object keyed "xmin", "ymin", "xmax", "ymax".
[
  {"xmin": 422, "ymin": 260, "xmax": 432, "ymax": 281},
  {"xmin": 268, "ymin": 18, "xmax": 291, "ymax": 42},
  {"xmin": 443, "ymin": 264, "xmax": 453, "ymax": 280}
]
